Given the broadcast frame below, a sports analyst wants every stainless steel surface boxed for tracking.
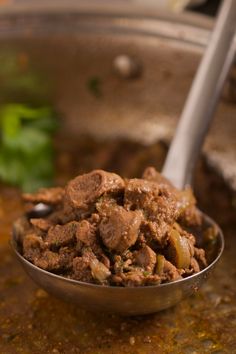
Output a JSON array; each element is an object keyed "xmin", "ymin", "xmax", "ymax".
[
  {"xmin": 1, "ymin": 3, "xmax": 236, "ymax": 192},
  {"xmin": 163, "ymin": 0, "xmax": 236, "ymax": 189},
  {"xmin": 12, "ymin": 213, "xmax": 224, "ymax": 315}
]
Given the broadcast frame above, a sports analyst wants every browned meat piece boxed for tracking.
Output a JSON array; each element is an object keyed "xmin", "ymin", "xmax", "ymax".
[
  {"xmin": 88, "ymin": 213, "xmax": 100, "ymax": 226},
  {"xmin": 142, "ymin": 167, "xmax": 172, "ymax": 187},
  {"xmin": 124, "ymin": 177, "xmax": 179, "ymax": 225},
  {"xmin": 179, "ymin": 205, "xmax": 202, "ymax": 226},
  {"xmin": 76, "ymin": 220, "xmax": 96, "ymax": 246},
  {"xmin": 47, "ymin": 205, "xmax": 79, "ymax": 225},
  {"xmin": 194, "ymin": 247, "xmax": 207, "ymax": 268},
  {"xmin": 146, "ymin": 195, "xmax": 179, "ymax": 224},
  {"xmin": 95, "ymin": 196, "xmax": 118, "ymax": 217},
  {"xmin": 120, "ymin": 268, "xmax": 161, "ymax": 286},
  {"xmin": 34, "ymin": 250, "xmax": 61, "ymax": 271},
  {"xmin": 45, "ymin": 222, "xmax": 78, "ymax": 248},
  {"xmin": 72, "ymin": 257, "xmax": 94, "ymax": 282},
  {"xmin": 58, "ymin": 247, "xmax": 76, "ymax": 270},
  {"xmin": 99, "ymin": 206, "xmax": 143, "ymax": 253},
  {"xmin": 23, "ymin": 233, "xmax": 45, "ymax": 262},
  {"xmin": 30, "ymin": 218, "xmax": 53, "ymax": 232},
  {"xmin": 136, "ymin": 233, "xmax": 146, "ymax": 247},
  {"xmin": 23, "ymin": 187, "xmax": 64, "ymax": 205},
  {"xmin": 141, "ymin": 220, "xmax": 170, "ymax": 247},
  {"xmin": 186, "ymin": 235, "xmax": 195, "ymax": 258},
  {"xmin": 162, "ymin": 258, "xmax": 182, "ymax": 282},
  {"xmin": 76, "ymin": 220, "xmax": 101, "ymax": 254},
  {"xmin": 143, "ymin": 167, "xmax": 201, "ymax": 227},
  {"xmin": 184, "ymin": 257, "xmax": 201, "ymax": 276},
  {"xmin": 190, "ymin": 257, "xmax": 200, "ymax": 273},
  {"xmin": 134, "ymin": 245, "xmax": 156, "ymax": 272},
  {"xmin": 124, "ymin": 178, "xmax": 159, "ymax": 210},
  {"xmin": 65, "ymin": 170, "xmax": 125, "ymax": 210},
  {"xmin": 173, "ymin": 188, "xmax": 202, "ymax": 226},
  {"xmin": 19, "ymin": 167, "xmax": 206, "ymax": 286}
]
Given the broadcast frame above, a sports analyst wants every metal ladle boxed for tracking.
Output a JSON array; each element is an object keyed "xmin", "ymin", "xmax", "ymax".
[{"xmin": 12, "ymin": 0, "xmax": 235, "ymax": 315}]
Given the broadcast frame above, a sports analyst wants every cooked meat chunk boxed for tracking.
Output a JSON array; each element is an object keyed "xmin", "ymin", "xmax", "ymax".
[
  {"xmin": 142, "ymin": 167, "xmax": 172, "ymax": 187},
  {"xmin": 95, "ymin": 196, "xmax": 118, "ymax": 217},
  {"xmin": 76, "ymin": 220, "xmax": 101, "ymax": 254},
  {"xmin": 19, "ymin": 167, "xmax": 207, "ymax": 286},
  {"xmin": 194, "ymin": 247, "xmax": 207, "ymax": 268},
  {"xmin": 120, "ymin": 268, "xmax": 161, "ymax": 286},
  {"xmin": 23, "ymin": 187, "xmax": 64, "ymax": 205},
  {"xmin": 88, "ymin": 213, "xmax": 101, "ymax": 226},
  {"xmin": 30, "ymin": 218, "xmax": 53, "ymax": 232},
  {"xmin": 144, "ymin": 195, "xmax": 179, "ymax": 223},
  {"xmin": 34, "ymin": 250, "xmax": 61, "ymax": 272},
  {"xmin": 99, "ymin": 206, "xmax": 143, "ymax": 253},
  {"xmin": 134, "ymin": 245, "xmax": 156, "ymax": 272},
  {"xmin": 179, "ymin": 205, "xmax": 202, "ymax": 226},
  {"xmin": 162, "ymin": 258, "xmax": 182, "ymax": 282},
  {"xmin": 125, "ymin": 178, "xmax": 179, "ymax": 224},
  {"xmin": 141, "ymin": 220, "xmax": 169, "ymax": 247},
  {"xmin": 47, "ymin": 205, "xmax": 79, "ymax": 225},
  {"xmin": 23, "ymin": 233, "xmax": 45, "ymax": 262},
  {"xmin": 76, "ymin": 220, "xmax": 96, "ymax": 246},
  {"xmin": 143, "ymin": 167, "xmax": 201, "ymax": 226},
  {"xmin": 190, "ymin": 257, "xmax": 200, "ymax": 273},
  {"xmin": 124, "ymin": 178, "xmax": 159, "ymax": 210},
  {"xmin": 65, "ymin": 170, "xmax": 125, "ymax": 211},
  {"xmin": 45, "ymin": 222, "xmax": 78, "ymax": 248},
  {"xmin": 58, "ymin": 247, "xmax": 76, "ymax": 270},
  {"xmin": 72, "ymin": 257, "xmax": 91, "ymax": 282}
]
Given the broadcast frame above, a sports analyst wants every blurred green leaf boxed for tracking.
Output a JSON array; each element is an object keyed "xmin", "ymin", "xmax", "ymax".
[{"xmin": 0, "ymin": 103, "xmax": 57, "ymax": 192}]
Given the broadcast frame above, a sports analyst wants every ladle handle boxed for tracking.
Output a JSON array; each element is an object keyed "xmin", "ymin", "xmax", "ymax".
[{"xmin": 162, "ymin": 0, "xmax": 236, "ymax": 189}]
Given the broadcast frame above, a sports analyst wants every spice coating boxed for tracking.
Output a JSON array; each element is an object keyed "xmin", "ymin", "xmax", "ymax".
[{"xmin": 17, "ymin": 168, "xmax": 207, "ymax": 286}]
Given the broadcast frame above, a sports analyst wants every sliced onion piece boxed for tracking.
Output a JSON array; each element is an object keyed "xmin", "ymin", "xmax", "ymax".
[
  {"xmin": 90, "ymin": 258, "xmax": 111, "ymax": 282},
  {"xmin": 155, "ymin": 254, "xmax": 165, "ymax": 275},
  {"xmin": 167, "ymin": 229, "xmax": 191, "ymax": 269}
]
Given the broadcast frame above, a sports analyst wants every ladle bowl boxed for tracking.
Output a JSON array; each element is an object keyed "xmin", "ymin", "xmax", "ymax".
[{"xmin": 11, "ymin": 212, "xmax": 223, "ymax": 315}]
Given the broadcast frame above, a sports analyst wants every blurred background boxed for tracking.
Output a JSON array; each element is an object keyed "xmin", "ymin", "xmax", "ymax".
[
  {"xmin": 1, "ymin": 1, "xmax": 236, "ymax": 354},
  {"xmin": 1, "ymin": 0, "xmax": 235, "ymax": 194}
]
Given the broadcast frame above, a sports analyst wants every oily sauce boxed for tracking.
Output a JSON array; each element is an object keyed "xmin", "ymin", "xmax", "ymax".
[{"xmin": 0, "ymin": 136, "xmax": 236, "ymax": 353}]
